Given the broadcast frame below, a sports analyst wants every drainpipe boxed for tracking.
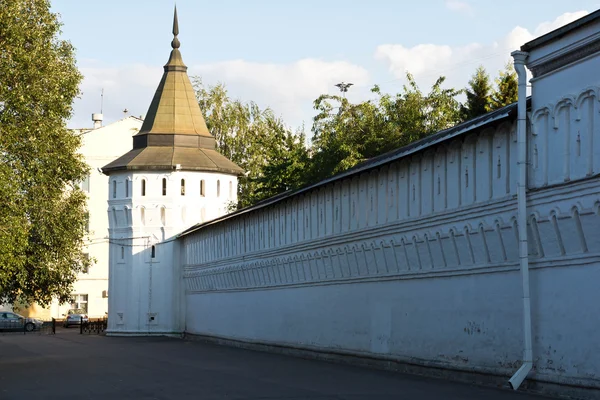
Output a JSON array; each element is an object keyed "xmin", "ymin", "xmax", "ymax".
[{"xmin": 509, "ymin": 50, "xmax": 532, "ymax": 391}]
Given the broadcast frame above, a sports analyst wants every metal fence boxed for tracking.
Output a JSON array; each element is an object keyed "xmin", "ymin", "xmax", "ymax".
[
  {"xmin": 80, "ymin": 317, "xmax": 108, "ymax": 335},
  {"xmin": 0, "ymin": 318, "xmax": 56, "ymax": 335}
]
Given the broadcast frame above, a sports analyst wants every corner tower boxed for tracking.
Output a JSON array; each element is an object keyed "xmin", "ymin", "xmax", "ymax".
[{"xmin": 102, "ymin": 7, "xmax": 243, "ymax": 336}]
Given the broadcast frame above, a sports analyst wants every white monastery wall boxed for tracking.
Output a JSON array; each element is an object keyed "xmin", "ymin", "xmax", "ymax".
[
  {"xmin": 182, "ymin": 83, "xmax": 600, "ymax": 388},
  {"xmin": 96, "ymin": 12, "xmax": 600, "ymax": 392}
]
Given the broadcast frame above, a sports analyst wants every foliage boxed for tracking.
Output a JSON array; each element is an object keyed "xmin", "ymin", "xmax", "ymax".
[
  {"xmin": 308, "ymin": 73, "xmax": 463, "ymax": 182},
  {"xmin": 193, "ymin": 68, "xmax": 520, "ymax": 209},
  {"xmin": 193, "ymin": 78, "xmax": 309, "ymax": 208},
  {"xmin": 0, "ymin": 0, "xmax": 90, "ymax": 306},
  {"xmin": 253, "ymin": 125, "xmax": 309, "ymax": 201},
  {"xmin": 491, "ymin": 62, "xmax": 518, "ymax": 109},
  {"xmin": 461, "ymin": 65, "xmax": 493, "ymax": 120}
]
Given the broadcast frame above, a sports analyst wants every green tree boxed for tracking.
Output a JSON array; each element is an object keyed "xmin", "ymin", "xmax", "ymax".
[
  {"xmin": 0, "ymin": 0, "xmax": 91, "ymax": 306},
  {"xmin": 195, "ymin": 73, "xmax": 461, "ymax": 207},
  {"xmin": 491, "ymin": 62, "xmax": 518, "ymax": 109},
  {"xmin": 462, "ymin": 65, "xmax": 493, "ymax": 120},
  {"xmin": 193, "ymin": 78, "xmax": 308, "ymax": 208},
  {"xmin": 309, "ymin": 73, "xmax": 462, "ymax": 182},
  {"xmin": 254, "ymin": 125, "xmax": 309, "ymax": 201}
]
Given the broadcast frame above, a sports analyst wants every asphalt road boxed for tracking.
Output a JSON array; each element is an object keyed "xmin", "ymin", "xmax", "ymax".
[{"xmin": 0, "ymin": 329, "xmax": 549, "ymax": 400}]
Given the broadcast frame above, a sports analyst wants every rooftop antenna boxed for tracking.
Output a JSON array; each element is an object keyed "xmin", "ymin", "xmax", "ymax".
[
  {"xmin": 335, "ymin": 82, "xmax": 353, "ymax": 98},
  {"xmin": 92, "ymin": 88, "xmax": 105, "ymax": 129}
]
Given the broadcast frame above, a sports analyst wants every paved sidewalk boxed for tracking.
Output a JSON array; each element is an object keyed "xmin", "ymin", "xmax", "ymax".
[{"xmin": 0, "ymin": 329, "xmax": 548, "ymax": 400}]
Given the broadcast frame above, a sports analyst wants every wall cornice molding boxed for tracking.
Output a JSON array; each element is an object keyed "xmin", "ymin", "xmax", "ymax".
[
  {"xmin": 184, "ymin": 252, "xmax": 600, "ymax": 294},
  {"xmin": 183, "ymin": 178, "xmax": 600, "ymax": 271},
  {"xmin": 528, "ymin": 33, "xmax": 600, "ymax": 78}
]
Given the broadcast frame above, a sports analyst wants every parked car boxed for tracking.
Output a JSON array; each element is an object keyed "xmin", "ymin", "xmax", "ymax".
[
  {"xmin": 63, "ymin": 309, "xmax": 89, "ymax": 328},
  {"xmin": 0, "ymin": 311, "xmax": 44, "ymax": 332}
]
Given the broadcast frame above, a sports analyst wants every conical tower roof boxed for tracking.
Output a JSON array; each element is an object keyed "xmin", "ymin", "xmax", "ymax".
[{"xmin": 103, "ymin": 7, "xmax": 243, "ymax": 175}]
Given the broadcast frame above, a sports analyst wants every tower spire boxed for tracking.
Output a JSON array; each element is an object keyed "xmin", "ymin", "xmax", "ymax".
[
  {"xmin": 102, "ymin": 4, "xmax": 243, "ymax": 177},
  {"xmin": 172, "ymin": 5, "xmax": 180, "ymax": 49}
]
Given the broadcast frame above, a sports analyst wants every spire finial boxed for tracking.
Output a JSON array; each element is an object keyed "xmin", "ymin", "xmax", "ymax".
[{"xmin": 171, "ymin": 5, "xmax": 180, "ymax": 49}]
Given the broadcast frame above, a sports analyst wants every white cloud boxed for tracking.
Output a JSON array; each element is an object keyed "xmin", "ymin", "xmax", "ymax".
[
  {"xmin": 534, "ymin": 11, "xmax": 589, "ymax": 36},
  {"xmin": 191, "ymin": 59, "xmax": 370, "ymax": 127},
  {"xmin": 73, "ymin": 62, "xmax": 162, "ymax": 128},
  {"xmin": 71, "ymin": 58, "xmax": 369, "ymax": 130},
  {"xmin": 70, "ymin": 10, "xmax": 589, "ymax": 131},
  {"xmin": 374, "ymin": 10, "xmax": 589, "ymax": 92},
  {"xmin": 445, "ymin": 1, "xmax": 474, "ymax": 16}
]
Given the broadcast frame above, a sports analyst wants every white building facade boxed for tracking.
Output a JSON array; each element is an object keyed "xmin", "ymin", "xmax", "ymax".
[{"xmin": 18, "ymin": 115, "xmax": 143, "ymax": 319}]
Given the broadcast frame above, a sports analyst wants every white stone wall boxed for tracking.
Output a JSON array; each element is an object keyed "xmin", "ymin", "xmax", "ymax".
[
  {"xmin": 181, "ymin": 80, "xmax": 600, "ymax": 387},
  {"xmin": 183, "ymin": 121, "xmax": 518, "ymax": 268},
  {"xmin": 107, "ymin": 169, "xmax": 237, "ymax": 335},
  {"xmin": 182, "ymin": 139, "xmax": 600, "ymax": 389},
  {"xmin": 172, "ymin": 18, "xmax": 600, "ymax": 389},
  {"xmin": 529, "ymin": 86, "xmax": 600, "ymax": 189}
]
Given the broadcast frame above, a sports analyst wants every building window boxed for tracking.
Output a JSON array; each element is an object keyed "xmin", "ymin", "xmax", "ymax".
[
  {"xmin": 82, "ymin": 253, "xmax": 90, "ymax": 274},
  {"xmin": 140, "ymin": 208, "xmax": 145, "ymax": 226},
  {"xmin": 80, "ymin": 174, "xmax": 90, "ymax": 193},
  {"xmin": 229, "ymin": 181, "xmax": 233, "ymax": 198},
  {"xmin": 160, "ymin": 207, "xmax": 166, "ymax": 226},
  {"xmin": 141, "ymin": 179, "xmax": 146, "ymax": 196},
  {"xmin": 71, "ymin": 294, "xmax": 88, "ymax": 314},
  {"xmin": 217, "ymin": 180, "xmax": 221, "ymax": 197},
  {"xmin": 162, "ymin": 178, "xmax": 167, "ymax": 196},
  {"xmin": 497, "ymin": 157, "xmax": 502, "ymax": 179},
  {"xmin": 125, "ymin": 180, "xmax": 130, "ymax": 198},
  {"xmin": 112, "ymin": 180, "xmax": 117, "ymax": 198},
  {"xmin": 151, "ymin": 245, "xmax": 156, "ymax": 259},
  {"xmin": 181, "ymin": 179, "xmax": 185, "ymax": 196},
  {"xmin": 120, "ymin": 246, "xmax": 124, "ymax": 260},
  {"xmin": 84, "ymin": 212, "xmax": 90, "ymax": 233},
  {"xmin": 200, "ymin": 180, "xmax": 205, "ymax": 197}
]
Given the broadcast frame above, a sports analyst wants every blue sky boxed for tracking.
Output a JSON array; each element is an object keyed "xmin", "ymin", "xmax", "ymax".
[{"xmin": 51, "ymin": 0, "xmax": 600, "ymax": 130}]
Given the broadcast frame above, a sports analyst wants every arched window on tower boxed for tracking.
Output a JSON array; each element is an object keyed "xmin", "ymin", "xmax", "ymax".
[
  {"xmin": 200, "ymin": 180, "xmax": 205, "ymax": 197},
  {"xmin": 160, "ymin": 207, "xmax": 166, "ymax": 226},
  {"xmin": 181, "ymin": 179, "xmax": 185, "ymax": 196},
  {"xmin": 162, "ymin": 178, "xmax": 167, "ymax": 196},
  {"xmin": 140, "ymin": 208, "xmax": 146, "ymax": 226},
  {"xmin": 125, "ymin": 179, "xmax": 130, "ymax": 197},
  {"xmin": 141, "ymin": 179, "xmax": 146, "ymax": 196},
  {"xmin": 112, "ymin": 180, "xmax": 117, "ymax": 198},
  {"xmin": 217, "ymin": 180, "xmax": 221, "ymax": 197}
]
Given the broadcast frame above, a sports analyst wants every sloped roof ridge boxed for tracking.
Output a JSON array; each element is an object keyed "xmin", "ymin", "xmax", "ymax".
[{"xmin": 179, "ymin": 99, "xmax": 526, "ymax": 237}]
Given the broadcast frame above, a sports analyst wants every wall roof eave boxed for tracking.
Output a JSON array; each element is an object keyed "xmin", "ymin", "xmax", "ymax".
[{"xmin": 178, "ymin": 99, "xmax": 528, "ymax": 239}]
